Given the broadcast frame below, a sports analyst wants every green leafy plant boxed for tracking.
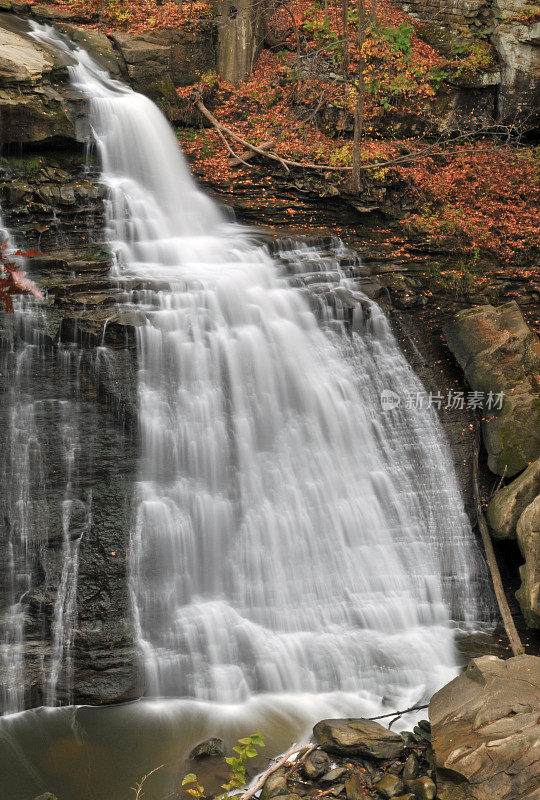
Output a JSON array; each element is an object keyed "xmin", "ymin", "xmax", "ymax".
[
  {"xmin": 182, "ymin": 733, "xmax": 265, "ymax": 800},
  {"xmin": 380, "ymin": 23, "xmax": 415, "ymax": 58}
]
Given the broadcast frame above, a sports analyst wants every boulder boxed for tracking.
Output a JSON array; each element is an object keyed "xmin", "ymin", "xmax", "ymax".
[
  {"xmin": 444, "ymin": 302, "xmax": 540, "ymax": 476},
  {"xmin": 189, "ymin": 737, "xmax": 225, "ymax": 759},
  {"xmin": 213, "ymin": 0, "xmax": 266, "ymax": 84},
  {"xmin": 487, "ymin": 457, "xmax": 540, "ymax": 538},
  {"xmin": 429, "ymin": 654, "xmax": 540, "ymax": 800},
  {"xmin": 313, "ymin": 719, "xmax": 405, "ymax": 761},
  {"xmin": 515, "ymin": 495, "xmax": 540, "ymax": 628}
]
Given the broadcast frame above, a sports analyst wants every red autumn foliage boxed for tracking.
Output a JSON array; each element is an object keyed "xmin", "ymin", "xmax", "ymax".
[{"xmin": 0, "ymin": 241, "xmax": 44, "ymax": 313}]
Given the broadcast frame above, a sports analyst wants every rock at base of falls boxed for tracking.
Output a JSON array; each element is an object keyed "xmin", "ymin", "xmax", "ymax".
[
  {"xmin": 255, "ymin": 656, "xmax": 539, "ymax": 800},
  {"xmin": 429, "ymin": 653, "xmax": 540, "ymax": 800},
  {"xmin": 189, "ymin": 737, "xmax": 225, "ymax": 760},
  {"xmin": 313, "ymin": 718, "xmax": 406, "ymax": 761},
  {"xmin": 302, "ymin": 750, "xmax": 332, "ymax": 780}
]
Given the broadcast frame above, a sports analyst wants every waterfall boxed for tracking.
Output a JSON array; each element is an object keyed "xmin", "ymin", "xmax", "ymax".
[{"xmin": 28, "ymin": 24, "xmax": 489, "ymax": 715}]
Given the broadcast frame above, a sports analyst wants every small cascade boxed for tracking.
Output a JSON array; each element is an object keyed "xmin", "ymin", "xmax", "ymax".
[
  {"xmin": 26, "ymin": 24, "xmax": 489, "ymax": 718},
  {"xmin": 0, "ymin": 295, "xmax": 90, "ymax": 712}
]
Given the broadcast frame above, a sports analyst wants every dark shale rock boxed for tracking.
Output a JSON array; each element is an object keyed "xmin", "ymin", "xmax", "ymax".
[
  {"xmin": 313, "ymin": 719, "xmax": 406, "ymax": 761},
  {"xmin": 429, "ymin": 654, "xmax": 540, "ymax": 800}
]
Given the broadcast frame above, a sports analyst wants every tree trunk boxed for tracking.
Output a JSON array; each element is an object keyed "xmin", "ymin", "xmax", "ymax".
[
  {"xmin": 341, "ymin": 0, "xmax": 349, "ymax": 76},
  {"xmin": 350, "ymin": 0, "xmax": 366, "ymax": 192},
  {"xmin": 213, "ymin": 0, "xmax": 270, "ymax": 85}
]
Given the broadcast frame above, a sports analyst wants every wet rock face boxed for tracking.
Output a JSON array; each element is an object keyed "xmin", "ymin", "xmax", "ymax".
[
  {"xmin": 429, "ymin": 654, "xmax": 540, "ymax": 800},
  {"xmin": 444, "ymin": 301, "xmax": 540, "ymax": 476},
  {"xmin": 0, "ymin": 14, "xmax": 83, "ymax": 145},
  {"xmin": 0, "ymin": 154, "xmax": 106, "ymax": 252},
  {"xmin": 313, "ymin": 719, "xmax": 406, "ymax": 761}
]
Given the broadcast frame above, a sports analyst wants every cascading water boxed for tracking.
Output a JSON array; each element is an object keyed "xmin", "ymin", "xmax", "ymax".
[
  {"xmin": 29, "ymin": 24, "xmax": 489, "ymax": 716},
  {"xmin": 0, "ymin": 291, "xmax": 89, "ymax": 713}
]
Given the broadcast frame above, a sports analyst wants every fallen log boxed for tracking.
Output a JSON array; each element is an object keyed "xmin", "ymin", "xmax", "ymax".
[
  {"xmin": 229, "ymin": 140, "xmax": 275, "ymax": 167},
  {"xmin": 192, "ymin": 96, "xmax": 516, "ymax": 175}
]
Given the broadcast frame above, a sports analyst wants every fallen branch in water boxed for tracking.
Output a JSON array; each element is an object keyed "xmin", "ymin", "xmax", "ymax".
[
  {"xmin": 472, "ymin": 421, "xmax": 524, "ymax": 657},
  {"xmin": 366, "ymin": 703, "xmax": 430, "ymax": 729},
  {"xmin": 240, "ymin": 743, "xmax": 309, "ymax": 800},
  {"xmin": 367, "ymin": 703, "xmax": 429, "ymax": 722},
  {"xmin": 284, "ymin": 744, "xmax": 318, "ymax": 779}
]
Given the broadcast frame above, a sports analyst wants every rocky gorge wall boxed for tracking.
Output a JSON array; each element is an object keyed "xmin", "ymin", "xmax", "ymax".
[{"xmin": 399, "ymin": 0, "xmax": 540, "ymax": 124}]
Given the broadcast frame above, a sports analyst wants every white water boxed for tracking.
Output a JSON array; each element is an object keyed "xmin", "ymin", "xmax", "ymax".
[{"xmin": 30, "ymin": 24, "xmax": 488, "ymax": 717}]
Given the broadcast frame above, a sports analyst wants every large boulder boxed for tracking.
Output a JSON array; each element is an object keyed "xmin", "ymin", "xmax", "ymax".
[
  {"xmin": 429, "ymin": 654, "xmax": 540, "ymax": 800},
  {"xmin": 444, "ymin": 301, "xmax": 540, "ymax": 476},
  {"xmin": 515, "ymin": 495, "xmax": 540, "ymax": 628},
  {"xmin": 487, "ymin": 457, "xmax": 540, "ymax": 539},
  {"xmin": 313, "ymin": 718, "xmax": 405, "ymax": 760}
]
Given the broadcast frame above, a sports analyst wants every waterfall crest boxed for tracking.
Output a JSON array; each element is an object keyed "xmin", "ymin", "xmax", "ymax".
[{"xmin": 29, "ymin": 23, "xmax": 489, "ymax": 713}]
